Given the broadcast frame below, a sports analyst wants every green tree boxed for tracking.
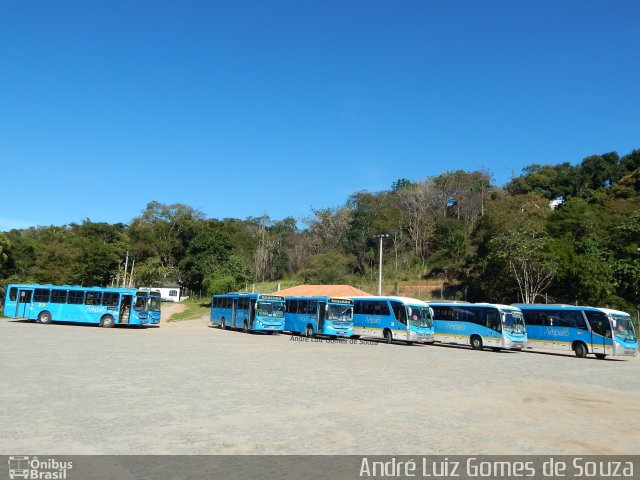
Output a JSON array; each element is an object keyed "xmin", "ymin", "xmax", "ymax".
[
  {"xmin": 203, "ymin": 255, "xmax": 253, "ymax": 295},
  {"xmin": 0, "ymin": 233, "xmax": 10, "ymax": 265},
  {"xmin": 298, "ymin": 250, "xmax": 354, "ymax": 284},
  {"xmin": 179, "ymin": 224, "xmax": 233, "ymax": 291}
]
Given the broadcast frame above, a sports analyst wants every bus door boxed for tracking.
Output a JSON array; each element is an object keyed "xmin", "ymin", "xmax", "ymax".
[
  {"xmin": 16, "ymin": 289, "xmax": 33, "ymax": 318},
  {"xmin": 232, "ymin": 299, "xmax": 238, "ymax": 328},
  {"xmin": 587, "ymin": 311, "xmax": 612, "ymax": 356},
  {"xmin": 317, "ymin": 302, "xmax": 326, "ymax": 333},
  {"xmin": 121, "ymin": 295, "xmax": 133, "ymax": 324},
  {"xmin": 248, "ymin": 300, "xmax": 255, "ymax": 329}
]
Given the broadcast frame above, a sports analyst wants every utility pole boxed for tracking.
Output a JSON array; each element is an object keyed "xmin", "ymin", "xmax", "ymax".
[
  {"xmin": 122, "ymin": 251, "xmax": 129, "ymax": 288},
  {"xmin": 374, "ymin": 234, "xmax": 389, "ymax": 296}
]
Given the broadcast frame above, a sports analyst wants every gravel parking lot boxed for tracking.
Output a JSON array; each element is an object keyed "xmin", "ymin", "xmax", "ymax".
[{"xmin": 0, "ymin": 317, "xmax": 638, "ymax": 455}]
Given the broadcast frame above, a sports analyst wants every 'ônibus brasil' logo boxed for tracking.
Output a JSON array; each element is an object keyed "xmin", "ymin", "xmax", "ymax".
[{"xmin": 8, "ymin": 456, "xmax": 73, "ymax": 479}]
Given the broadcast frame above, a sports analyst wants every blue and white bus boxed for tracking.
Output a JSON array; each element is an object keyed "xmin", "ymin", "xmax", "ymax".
[
  {"xmin": 3, "ymin": 283, "xmax": 150, "ymax": 327},
  {"xmin": 210, "ymin": 293, "xmax": 286, "ymax": 333},
  {"xmin": 284, "ymin": 296, "xmax": 353, "ymax": 337},
  {"xmin": 429, "ymin": 302, "xmax": 527, "ymax": 351},
  {"xmin": 351, "ymin": 296, "xmax": 434, "ymax": 344},
  {"xmin": 516, "ymin": 304, "xmax": 638, "ymax": 359}
]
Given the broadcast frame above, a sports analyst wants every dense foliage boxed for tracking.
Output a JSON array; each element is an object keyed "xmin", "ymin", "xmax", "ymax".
[{"xmin": 1, "ymin": 149, "xmax": 639, "ymax": 315}]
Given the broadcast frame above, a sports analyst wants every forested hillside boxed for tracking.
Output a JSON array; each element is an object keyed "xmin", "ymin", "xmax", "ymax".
[{"xmin": 1, "ymin": 148, "xmax": 639, "ymax": 314}]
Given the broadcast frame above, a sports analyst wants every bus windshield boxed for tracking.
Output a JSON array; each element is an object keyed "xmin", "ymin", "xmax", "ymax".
[
  {"xmin": 256, "ymin": 301, "xmax": 285, "ymax": 318},
  {"xmin": 408, "ymin": 306, "xmax": 433, "ymax": 328},
  {"xmin": 133, "ymin": 297, "xmax": 146, "ymax": 311},
  {"xmin": 327, "ymin": 304, "xmax": 352, "ymax": 321},
  {"xmin": 610, "ymin": 314, "xmax": 637, "ymax": 342},
  {"xmin": 503, "ymin": 311, "xmax": 526, "ymax": 334},
  {"xmin": 148, "ymin": 297, "xmax": 161, "ymax": 312}
]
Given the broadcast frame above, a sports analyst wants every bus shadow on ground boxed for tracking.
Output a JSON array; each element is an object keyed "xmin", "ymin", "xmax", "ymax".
[
  {"xmin": 521, "ymin": 348, "xmax": 626, "ymax": 361},
  {"xmin": 429, "ymin": 342, "xmax": 521, "ymax": 353},
  {"xmin": 7, "ymin": 319, "xmax": 150, "ymax": 329},
  {"xmin": 207, "ymin": 325, "xmax": 280, "ymax": 335}
]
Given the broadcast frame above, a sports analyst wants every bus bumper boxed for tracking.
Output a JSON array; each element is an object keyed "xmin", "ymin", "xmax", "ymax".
[
  {"xmin": 408, "ymin": 331, "xmax": 434, "ymax": 343},
  {"xmin": 504, "ymin": 338, "xmax": 526, "ymax": 350},
  {"xmin": 322, "ymin": 325, "xmax": 352, "ymax": 337},
  {"xmin": 613, "ymin": 343, "xmax": 638, "ymax": 357},
  {"xmin": 253, "ymin": 321, "xmax": 285, "ymax": 332}
]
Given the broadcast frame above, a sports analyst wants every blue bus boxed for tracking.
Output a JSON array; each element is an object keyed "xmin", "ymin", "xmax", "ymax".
[
  {"xmin": 284, "ymin": 296, "xmax": 353, "ymax": 337},
  {"xmin": 137, "ymin": 288, "xmax": 162, "ymax": 325},
  {"xmin": 210, "ymin": 293, "xmax": 286, "ymax": 333},
  {"xmin": 429, "ymin": 302, "xmax": 527, "ymax": 351},
  {"xmin": 3, "ymin": 283, "xmax": 151, "ymax": 327},
  {"xmin": 351, "ymin": 296, "xmax": 434, "ymax": 344},
  {"xmin": 515, "ymin": 304, "xmax": 638, "ymax": 359}
]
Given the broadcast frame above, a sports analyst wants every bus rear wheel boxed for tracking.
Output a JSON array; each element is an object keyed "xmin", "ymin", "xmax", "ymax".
[
  {"xmin": 38, "ymin": 311, "xmax": 52, "ymax": 325},
  {"xmin": 595, "ymin": 353, "xmax": 607, "ymax": 360},
  {"xmin": 306, "ymin": 325, "xmax": 314, "ymax": 337},
  {"xmin": 220, "ymin": 318, "xmax": 226, "ymax": 329},
  {"xmin": 470, "ymin": 335, "xmax": 483, "ymax": 350},
  {"xmin": 573, "ymin": 342, "xmax": 587, "ymax": 358},
  {"xmin": 101, "ymin": 315, "xmax": 115, "ymax": 328},
  {"xmin": 384, "ymin": 329, "xmax": 393, "ymax": 344}
]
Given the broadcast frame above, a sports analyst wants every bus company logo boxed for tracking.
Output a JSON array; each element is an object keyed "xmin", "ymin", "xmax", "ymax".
[
  {"xmin": 544, "ymin": 327, "xmax": 570, "ymax": 337},
  {"xmin": 7, "ymin": 456, "xmax": 73, "ymax": 480},
  {"xmin": 446, "ymin": 322, "xmax": 466, "ymax": 331}
]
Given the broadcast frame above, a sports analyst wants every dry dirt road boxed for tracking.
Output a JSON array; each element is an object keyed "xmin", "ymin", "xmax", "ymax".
[{"xmin": 0, "ymin": 316, "xmax": 638, "ymax": 455}]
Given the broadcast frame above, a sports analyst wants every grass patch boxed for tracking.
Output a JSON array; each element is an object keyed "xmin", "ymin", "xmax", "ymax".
[{"xmin": 168, "ymin": 297, "xmax": 211, "ymax": 322}]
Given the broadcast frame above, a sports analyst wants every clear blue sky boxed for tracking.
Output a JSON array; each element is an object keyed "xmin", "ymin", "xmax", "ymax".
[{"xmin": 2, "ymin": 0, "xmax": 639, "ymax": 230}]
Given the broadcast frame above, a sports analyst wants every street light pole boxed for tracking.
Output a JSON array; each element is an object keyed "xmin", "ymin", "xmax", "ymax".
[{"xmin": 374, "ymin": 234, "xmax": 389, "ymax": 296}]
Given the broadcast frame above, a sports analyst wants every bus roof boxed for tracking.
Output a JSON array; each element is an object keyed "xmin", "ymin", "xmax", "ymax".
[
  {"xmin": 596, "ymin": 307, "xmax": 631, "ymax": 317},
  {"xmin": 425, "ymin": 300, "xmax": 471, "ymax": 305},
  {"xmin": 7, "ymin": 283, "xmax": 138, "ymax": 293},
  {"xmin": 428, "ymin": 301, "xmax": 521, "ymax": 311},
  {"xmin": 350, "ymin": 295, "xmax": 429, "ymax": 306},
  {"xmin": 212, "ymin": 292, "xmax": 284, "ymax": 300},
  {"xmin": 513, "ymin": 303, "xmax": 602, "ymax": 312}
]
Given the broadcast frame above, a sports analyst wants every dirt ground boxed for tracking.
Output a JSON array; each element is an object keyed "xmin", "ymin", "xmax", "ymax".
[{"xmin": 0, "ymin": 316, "xmax": 638, "ymax": 455}]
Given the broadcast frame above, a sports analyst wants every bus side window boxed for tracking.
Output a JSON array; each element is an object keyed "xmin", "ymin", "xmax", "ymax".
[
  {"xmin": 309, "ymin": 300, "xmax": 318, "ymax": 315},
  {"xmin": 390, "ymin": 301, "xmax": 407, "ymax": 325},
  {"xmin": 103, "ymin": 293, "xmax": 120, "ymax": 307},
  {"xmin": 523, "ymin": 311, "xmax": 538, "ymax": 325},
  {"xmin": 298, "ymin": 300, "xmax": 308, "ymax": 315},
  {"xmin": 9, "ymin": 288, "xmax": 17, "ymax": 301},
  {"xmin": 85, "ymin": 292, "xmax": 102, "ymax": 305},
  {"xmin": 485, "ymin": 310, "xmax": 500, "ymax": 331},
  {"xmin": 353, "ymin": 301, "xmax": 362, "ymax": 315},
  {"xmin": 67, "ymin": 291, "xmax": 85, "ymax": 304},
  {"xmin": 289, "ymin": 300, "xmax": 299, "ymax": 314},
  {"xmin": 375, "ymin": 301, "xmax": 390, "ymax": 316},
  {"xmin": 34, "ymin": 289, "xmax": 51, "ymax": 303},
  {"xmin": 361, "ymin": 301, "xmax": 372, "ymax": 315},
  {"xmin": 585, "ymin": 311, "xmax": 612, "ymax": 338},
  {"xmin": 51, "ymin": 290, "xmax": 68, "ymax": 304}
]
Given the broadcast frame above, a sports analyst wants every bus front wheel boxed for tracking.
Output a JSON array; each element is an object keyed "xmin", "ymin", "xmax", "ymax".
[
  {"xmin": 243, "ymin": 321, "xmax": 249, "ymax": 333},
  {"xmin": 384, "ymin": 329, "xmax": 393, "ymax": 344},
  {"xmin": 306, "ymin": 325, "xmax": 314, "ymax": 337},
  {"xmin": 470, "ymin": 335, "xmax": 483, "ymax": 350},
  {"xmin": 38, "ymin": 311, "xmax": 52, "ymax": 325},
  {"xmin": 220, "ymin": 318, "xmax": 226, "ymax": 329},
  {"xmin": 101, "ymin": 315, "xmax": 115, "ymax": 328},
  {"xmin": 573, "ymin": 342, "xmax": 587, "ymax": 358}
]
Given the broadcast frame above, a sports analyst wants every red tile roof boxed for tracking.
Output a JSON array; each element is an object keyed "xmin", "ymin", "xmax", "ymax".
[{"xmin": 272, "ymin": 284, "xmax": 373, "ymax": 297}]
